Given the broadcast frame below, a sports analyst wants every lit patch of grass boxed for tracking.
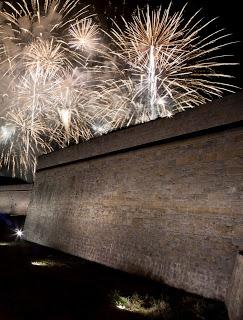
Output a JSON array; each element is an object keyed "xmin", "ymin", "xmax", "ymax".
[
  {"xmin": 181, "ymin": 296, "xmax": 207, "ymax": 319},
  {"xmin": 112, "ymin": 291, "xmax": 170, "ymax": 318},
  {"xmin": 193, "ymin": 300, "xmax": 207, "ymax": 317}
]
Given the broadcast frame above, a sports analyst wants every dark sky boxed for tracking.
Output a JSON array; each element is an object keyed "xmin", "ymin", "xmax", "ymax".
[
  {"xmin": 2, "ymin": 0, "xmax": 242, "ymax": 56},
  {"xmin": 92, "ymin": 0, "xmax": 242, "ymax": 87},
  {"xmin": 0, "ymin": 0, "xmax": 242, "ymax": 184},
  {"xmin": 94, "ymin": 0, "xmax": 242, "ymax": 34},
  {"xmin": 92, "ymin": 0, "xmax": 242, "ymax": 35},
  {"xmin": 1, "ymin": 0, "xmax": 242, "ymax": 84}
]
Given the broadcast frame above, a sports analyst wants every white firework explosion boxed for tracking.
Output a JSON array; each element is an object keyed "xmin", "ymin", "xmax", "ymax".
[
  {"xmin": 110, "ymin": 5, "xmax": 237, "ymax": 120},
  {"xmin": 0, "ymin": 1, "xmax": 238, "ymax": 179}
]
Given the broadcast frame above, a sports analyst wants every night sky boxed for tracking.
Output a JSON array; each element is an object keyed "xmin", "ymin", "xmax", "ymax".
[
  {"xmin": 1, "ymin": 0, "xmax": 241, "ymax": 88},
  {"xmin": 0, "ymin": 0, "xmax": 242, "ymax": 185},
  {"xmin": 0, "ymin": 0, "xmax": 241, "ymax": 79},
  {"xmin": 2, "ymin": 0, "xmax": 242, "ymax": 71},
  {"xmin": 92, "ymin": 0, "xmax": 242, "ymax": 86}
]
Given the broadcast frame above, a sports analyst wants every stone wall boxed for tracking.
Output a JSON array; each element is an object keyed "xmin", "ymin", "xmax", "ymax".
[
  {"xmin": 226, "ymin": 252, "xmax": 243, "ymax": 320},
  {"xmin": 0, "ymin": 184, "xmax": 32, "ymax": 215},
  {"xmin": 24, "ymin": 92, "xmax": 243, "ymax": 302}
]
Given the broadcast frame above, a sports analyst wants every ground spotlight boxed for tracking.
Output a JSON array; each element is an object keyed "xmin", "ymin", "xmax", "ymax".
[
  {"xmin": 15, "ymin": 228, "xmax": 23, "ymax": 238},
  {"xmin": 0, "ymin": 242, "xmax": 12, "ymax": 246}
]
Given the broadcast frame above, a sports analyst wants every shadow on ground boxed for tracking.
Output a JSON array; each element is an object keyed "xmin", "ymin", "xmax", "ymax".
[{"xmin": 0, "ymin": 215, "xmax": 229, "ymax": 320}]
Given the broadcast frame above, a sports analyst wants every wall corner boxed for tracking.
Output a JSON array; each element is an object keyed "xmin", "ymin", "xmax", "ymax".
[{"xmin": 226, "ymin": 252, "xmax": 243, "ymax": 320}]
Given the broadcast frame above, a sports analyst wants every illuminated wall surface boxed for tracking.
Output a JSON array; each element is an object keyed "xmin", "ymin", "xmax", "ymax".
[
  {"xmin": 226, "ymin": 252, "xmax": 243, "ymax": 320},
  {"xmin": 24, "ymin": 92, "xmax": 243, "ymax": 305},
  {"xmin": 0, "ymin": 184, "xmax": 32, "ymax": 215}
]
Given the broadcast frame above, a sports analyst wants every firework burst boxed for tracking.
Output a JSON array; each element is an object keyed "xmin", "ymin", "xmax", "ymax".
[
  {"xmin": 0, "ymin": 0, "xmax": 104, "ymax": 179},
  {"xmin": 69, "ymin": 18, "xmax": 100, "ymax": 52},
  {"xmin": 0, "ymin": 111, "xmax": 52, "ymax": 177},
  {"xmin": 0, "ymin": 1, "xmax": 238, "ymax": 180},
  {"xmin": 110, "ymin": 5, "xmax": 237, "ymax": 120}
]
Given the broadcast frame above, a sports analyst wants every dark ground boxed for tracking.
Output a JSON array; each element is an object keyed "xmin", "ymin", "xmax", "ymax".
[{"xmin": 0, "ymin": 215, "xmax": 229, "ymax": 320}]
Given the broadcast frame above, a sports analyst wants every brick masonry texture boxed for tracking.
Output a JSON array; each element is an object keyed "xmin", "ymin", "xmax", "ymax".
[
  {"xmin": 0, "ymin": 185, "xmax": 32, "ymax": 215},
  {"xmin": 24, "ymin": 116, "xmax": 243, "ymax": 301}
]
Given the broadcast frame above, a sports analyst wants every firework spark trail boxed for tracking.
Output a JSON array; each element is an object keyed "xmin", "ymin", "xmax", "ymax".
[
  {"xmin": 0, "ymin": 1, "xmax": 238, "ymax": 179},
  {"xmin": 148, "ymin": 45, "xmax": 157, "ymax": 120}
]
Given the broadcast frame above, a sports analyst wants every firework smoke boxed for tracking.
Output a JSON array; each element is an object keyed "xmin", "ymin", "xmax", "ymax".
[{"xmin": 0, "ymin": 1, "xmax": 237, "ymax": 179}]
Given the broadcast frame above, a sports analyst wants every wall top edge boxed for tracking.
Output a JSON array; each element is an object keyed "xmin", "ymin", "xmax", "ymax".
[{"xmin": 38, "ymin": 91, "xmax": 243, "ymax": 171}]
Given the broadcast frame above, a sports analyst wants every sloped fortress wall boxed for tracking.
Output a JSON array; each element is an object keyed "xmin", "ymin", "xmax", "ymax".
[
  {"xmin": 0, "ymin": 184, "xmax": 32, "ymax": 215},
  {"xmin": 25, "ymin": 92, "xmax": 243, "ymax": 303}
]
